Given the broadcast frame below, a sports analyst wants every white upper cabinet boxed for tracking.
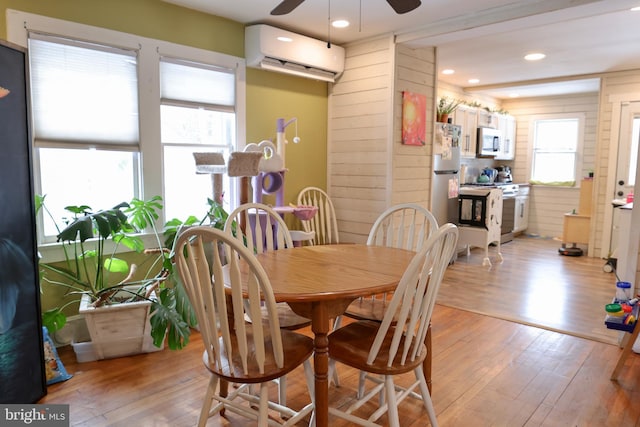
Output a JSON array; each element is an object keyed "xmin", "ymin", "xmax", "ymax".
[
  {"xmin": 477, "ymin": 109, "xmax": 499, "ymax": 129},
  {"xmin": 452, "ymin": 104, "xmax": 515, "ymax": 160},
  {"xmin": 496, "ymin": 114, "xmax": 516, "ymax": 160},
  {"xmin": 454, "ymin": 105, "xmax": 478, "ymax": 158}
]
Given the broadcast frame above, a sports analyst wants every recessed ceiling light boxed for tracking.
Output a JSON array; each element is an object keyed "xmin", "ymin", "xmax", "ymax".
[
  {"xmin": 524, "ymin": 53, "xmax": 546, "ymax": 61},
  {"xmin": 631, "ymin": 6, "xmax": 640, "ymax": 11},
  {"xmin": 277, "ymin": 36, "xmax": 293, "ymax": 42},
  {"xmin": 509, "ymin": 93, "xmax": 520, "ymax": 98},
  {"xmin": 332, "ymin": 20, "xmax": 350, "ymax": 28},
  {"xmin": 468, "ymin": 78, "xmax": 480, "ymax": 84},
  {"xmin": 442, "ymin": 69, "xmax": 455, "ymax": 75}
]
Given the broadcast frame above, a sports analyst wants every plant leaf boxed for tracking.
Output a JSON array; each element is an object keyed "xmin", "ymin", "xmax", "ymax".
[
  {"xmin": 126, "ymin": 196, "xmax": 163, "ymax": 231},
  {"xmin": 34, "ymin": 194, "xmax": 45, "ymax": 215},
  {"xmin": 149, "ymin": 288, "xmax": 190, "ymax": 350},
  {"xmin": 113, "ymin": 233, "xmax": 145, "ymax": 252},
  {"xmin": 172, "ymin": 272, "xmax": 198, "ymax": 327},
  {"xmin": 64, "ymin": 205, "xmax": 92, "ymax": 215},
  {"xmin": 104, "ymin": 257, "xmax": 129, "ymax": 274},
  {"xmin": 42, "ymin": 308, "xmax": 67, "ymax": 333},
  {"xmin": 58, "ymin": 215, "xmax": 94, "ymax": 242}
]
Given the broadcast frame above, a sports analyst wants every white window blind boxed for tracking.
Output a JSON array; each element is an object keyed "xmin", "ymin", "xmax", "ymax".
[
  {"xmin": 28, "ymin": 33, "xmax": 139, "ymax": 147},
  {"xmin": 160, "ymin": 58, "xmax": 235, "ymax": 107},
  {"xmin": 159, "ymin": 57, "xmax": 237, "ymax": 221}
]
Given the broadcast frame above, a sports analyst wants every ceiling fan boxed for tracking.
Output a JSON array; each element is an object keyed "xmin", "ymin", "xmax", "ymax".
[{"xmin": 271, "ymin": 0, "xmax": 421, "ymax": 16}]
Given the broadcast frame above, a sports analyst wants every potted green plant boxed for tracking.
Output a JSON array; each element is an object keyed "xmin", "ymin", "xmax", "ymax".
[
  {"xmin": 153, "ymin": 197, "xmax": 233, "ymax": 348},
  {"xmin": 437, "ymin": 96, "xmax": 464, "ymax": 123},
  {"xmin": 36, "ymin": 195, "xmax": 195, "ymax": 358}
]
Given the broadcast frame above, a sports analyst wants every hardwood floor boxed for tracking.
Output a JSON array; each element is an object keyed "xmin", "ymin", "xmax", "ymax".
[
  {"xmin": 439, "ymin": 234, "xmax": 620, "ymax": 344},
  {"xmin": 41, "ymin": 235, "xmax": 640, "ymax": 426}
]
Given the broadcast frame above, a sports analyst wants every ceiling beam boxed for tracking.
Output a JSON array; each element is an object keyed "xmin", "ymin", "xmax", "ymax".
[{"xmin": 395, "ymin": 0, "xmax": 608, "ymax": 46}]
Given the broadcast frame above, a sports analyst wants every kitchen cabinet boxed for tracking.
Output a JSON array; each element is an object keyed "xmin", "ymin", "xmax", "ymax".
[
  {"xmin": 513, "ymin": 185, "xmax": 529, "ymax": 233},
  {"xmin": 477, "ymin": 109, "xmax": 498, "ymax": 129},
  {"xmin": 514, "ymin": 194, "xmax": 529, "ymax": 233},
  {"xmin": 453, "ymin": 105, "xmax": 478, "ymax": 158},
  {"xmin": 496, "ymin": 114, "xmax": 516, "ymax": 160}
]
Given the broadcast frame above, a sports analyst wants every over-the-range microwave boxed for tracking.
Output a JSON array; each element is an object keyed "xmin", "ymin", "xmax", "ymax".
[{"xmin": 477, "ymin": 127, "xmax": 500, "ymax": 157}]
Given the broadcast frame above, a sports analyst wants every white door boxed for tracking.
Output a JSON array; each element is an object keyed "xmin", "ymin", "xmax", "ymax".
[
  {"xmin": 610, "ymin": 102, "xmax": 640, "ymax": 255},
  {"xmin": 615, "ymin": 102, "xmax": 640, "ymax": 200}
]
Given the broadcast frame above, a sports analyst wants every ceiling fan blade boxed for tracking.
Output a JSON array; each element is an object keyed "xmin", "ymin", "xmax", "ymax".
[
  {"xmin": 271, "ymin": 0, "xmax": 305, "ymax": 15},
  {"xmin": 387, "ymin": 0, "xmax": 421, "ymax": 14}
]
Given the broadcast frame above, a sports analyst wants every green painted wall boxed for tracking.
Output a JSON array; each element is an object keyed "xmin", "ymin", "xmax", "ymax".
[
  {"xmin": 246, "ymin": 68, "xmax": 328, "ymax": 205},
  {"xmin": 1, "ymin": 0, "xmax": 328, "ymax": 314},
  {"xmin": 0, "ymin": 0, "xmax": 244, "ymax": 55}
]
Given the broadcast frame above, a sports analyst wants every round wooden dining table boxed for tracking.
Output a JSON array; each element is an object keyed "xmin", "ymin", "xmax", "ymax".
[{"xmin": 253, "ymin": 243, "xmax": 417, "ymax": 427}]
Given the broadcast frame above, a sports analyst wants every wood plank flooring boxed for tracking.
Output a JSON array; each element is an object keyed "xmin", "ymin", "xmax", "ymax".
[
  {"xmin": 40, "ymin": 235, "xmax": 640, "ymax": 426},
  {"xmin": 439, "ymin": 235, "xmax": 620, "ymax": 344}
]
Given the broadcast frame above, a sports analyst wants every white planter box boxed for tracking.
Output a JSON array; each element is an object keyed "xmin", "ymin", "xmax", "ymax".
[{"xmin": 76, "ymin": 287, "xmax": 163, "ymax": 361}]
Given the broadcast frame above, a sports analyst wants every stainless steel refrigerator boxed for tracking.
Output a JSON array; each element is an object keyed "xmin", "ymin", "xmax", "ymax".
[{"xmin": 431, "ymin": 123, "xmax": 461, "ymax": 226}]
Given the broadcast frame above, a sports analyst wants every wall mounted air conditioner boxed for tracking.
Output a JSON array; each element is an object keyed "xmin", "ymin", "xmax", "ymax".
[{"xmin": 245, "ymin": 24, "xmax": 345, "ymax": 83}]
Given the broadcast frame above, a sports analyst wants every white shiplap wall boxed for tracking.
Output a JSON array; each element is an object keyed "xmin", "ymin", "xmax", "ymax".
[
  {"xmin": 392, "ymin": 45, "xmax": 436, "ymax": 206},
  {"xmin": 501, "ymin": 93, "xmax": 599, "ymax": 245},
  {"xmin": 328, "ymin": 36, "xmax": 436, "ymax": 243}
]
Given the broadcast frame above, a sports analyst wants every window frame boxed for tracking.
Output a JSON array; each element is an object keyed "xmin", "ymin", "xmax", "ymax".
[
  {"xmin": 528, "ymin": 113, "xmax": 585, "ymax": 186},
  {"xmin": 7, "ymin": 10, "xmax": 246, "ymax": 258}
]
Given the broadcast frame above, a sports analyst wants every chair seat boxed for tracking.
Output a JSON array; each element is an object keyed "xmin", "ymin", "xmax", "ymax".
[
  {"xmin": 329, "ymin": 320, "xmax": 425, "ymax": 376},
  {"xmin": 263, "ymin": 302, "xmax": 311, "ymax": 330},
  {"xmin": 203, "ymin": 328, "xmax": 314, "ymax": 383},
  {"xmin": 343, "ymin": 295, "xmax": 390, "ymax": 322}
]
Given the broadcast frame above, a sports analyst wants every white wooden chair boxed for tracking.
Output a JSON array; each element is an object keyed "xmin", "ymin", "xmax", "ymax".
[
  {"xmin": 224, "ymin": 202, "xmax": 312, "ymax": 405},
  {"xmin": 343, "ymin": 202, "xmax": 438, "ymax": 323},
  {"xmin": 173, "ymin": 226, "xmax": 315, "ymax": 427},
  {"xmin": 297, "ymin": 186, "xmax": 339, "ymax": 245},
  {"xmin": 341, "ymin": 203, "xmax": 439, "ymax": 396},
  {"xmin": 327, "ymin": 223, "xmax": 459, "ymax": 427},
  {"xmin": 343, "ymin": 203, "xmax": 439, "ymax": 322},
  {"xmin": 225, "ymin": 202, "xmax": 294, "ymax": 255}
]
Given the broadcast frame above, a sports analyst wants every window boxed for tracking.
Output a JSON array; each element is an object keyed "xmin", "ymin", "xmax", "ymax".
[
  {"xmin": 9, "ymin": 11, "xmax": 246, "ymax": 244},
  {"xmin": 628, "ymin": 117, "xmax": 640, "ymax": 187},
  {"xmin": 28, "ymin": 34, "xmax": 140, "ymax": 239},
  {"xmin": 530, "ymin": 115, "xmax": 584, "ymax": 185},
  {"xmin": 160, "ymin": 58, "xmax": 236, "ymax": 221}
]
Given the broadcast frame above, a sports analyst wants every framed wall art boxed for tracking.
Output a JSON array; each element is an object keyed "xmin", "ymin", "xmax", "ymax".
[{"xmin": 401, "ymin": 91, "xmax": 426, "ymax": 146}]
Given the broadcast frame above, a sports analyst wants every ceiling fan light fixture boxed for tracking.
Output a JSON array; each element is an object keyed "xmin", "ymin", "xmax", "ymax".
[
  {"xmin": 272, "ymin": 0, "xmax": 421, "ymax": 16},
  {"xmin": 387, "ymin": 0, "xmax": 421, "ymax": 14},
  {"xmin": 271, "ymin": 0, "xmax": 305, "ymax": 15}
]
